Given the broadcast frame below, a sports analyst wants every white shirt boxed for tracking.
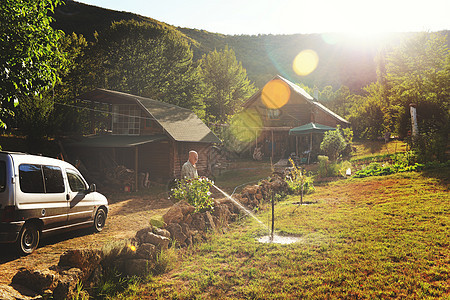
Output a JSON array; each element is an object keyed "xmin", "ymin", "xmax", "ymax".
[{"xmin": 181, "ymin": 161, "xmax": 198, "ymax": 179}]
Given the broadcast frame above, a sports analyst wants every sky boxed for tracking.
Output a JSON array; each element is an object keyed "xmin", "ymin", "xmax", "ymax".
[{"xmin": 77, "ymin": 0, "xmax": 450, "ymax": 35}]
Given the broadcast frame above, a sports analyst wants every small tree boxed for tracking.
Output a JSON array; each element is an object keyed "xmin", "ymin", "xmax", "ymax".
[{"xmin": 320, "ymin": 129, "xmax": 347, "ymax": 161}]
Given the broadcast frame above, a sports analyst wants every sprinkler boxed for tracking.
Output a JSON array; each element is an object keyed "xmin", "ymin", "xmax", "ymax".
[{"xmin": 271, "ymin": 191, "xmax": 275, "ymax": 241}]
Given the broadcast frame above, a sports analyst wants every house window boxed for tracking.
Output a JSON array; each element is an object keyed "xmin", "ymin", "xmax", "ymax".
[
  {"xmin": 112, "ymin": 104, "xmax": 141, "ymax": 135},
  {"xmin": 267, "ymin": 109, "xmax": 280, "ymax": 120}
]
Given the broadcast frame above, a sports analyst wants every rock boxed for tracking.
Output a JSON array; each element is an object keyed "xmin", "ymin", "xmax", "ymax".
[
  {"xmin": 180, "ymin": 223, "xmax": 190, "ymax": 236},
  {"xmin": 190, "ymin": 212, "xmax": 207, "ymax": 231},
  {"xmin": 152, "ymin": 227, "xmax": 171, "ymax": 239},
  {"xmin": 163, "ymin": 205, "xmax": 183, "ymax": 224},
  {"xmin": 12, "ymin": 268, "xmax": 58, "ymax": 294},
  {"xmin": 135, "ymin": 227, "xmax": 153, "ymax": 244},
  {"xmin": 0, "ymin": 283, "xmax": 42, "ymax": 300},
  {"xmin": 204, "ymin": 211, "xmax": 216, "ymax": 231},
  {"xmin": 53, "ymin": 268, "xmax": 83, "ymax": 300},
  {"xmin": 87, "ymin": 265, "xmax": 103, "ymax": 289},
  {"xmin": 166, "ymin": 223, "xmax": 187, "ymax": 247},
  {"xmin": 142, "ymin": 231, "xmax": 170, "ymax": 250},
  {"xmin": 177, "ymin": 201, "xmax": 195, "ymax": 215},
  {"xmin": 150, "ymin": 218, "xmax": 166, "ymax": 228},
  {"xmin": 58, "ymin": 249, "xmax": 103, "ymax": 282},
  {"xmin": 136, "ymin": 243, "xmax": 157, "ymax": 259},
  {"xmin": 183, "ymin": 213, "xmax": 193, "ymax": 225},
  {"xmin": 119, "ymin": 259, "xmax": 153, "ymax": 277}
]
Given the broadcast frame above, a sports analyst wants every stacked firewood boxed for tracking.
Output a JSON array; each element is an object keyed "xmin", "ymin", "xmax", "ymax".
[{"xmin": 103, "ymin": 165, "xmax": 135, "ymax": 190}]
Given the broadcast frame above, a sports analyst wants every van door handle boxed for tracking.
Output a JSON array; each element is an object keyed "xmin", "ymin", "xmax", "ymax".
[{"xmin": 66, "ymin": 194, "xmax": 70, "ymax": 201}]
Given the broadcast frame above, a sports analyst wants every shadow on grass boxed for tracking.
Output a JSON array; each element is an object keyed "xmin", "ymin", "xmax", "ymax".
[{"xmin": 421, "ymin": 168, "xmax": 450, "ymax": 187}]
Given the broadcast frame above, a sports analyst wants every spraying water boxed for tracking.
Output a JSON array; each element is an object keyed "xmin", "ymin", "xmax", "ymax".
[
  {"xmin": 212, "ymin": 184, "xmax": 267, "ymax": 229},
  {"xmin": 212, "ymin": 183, "xmax": 302, "ymax": 245}
]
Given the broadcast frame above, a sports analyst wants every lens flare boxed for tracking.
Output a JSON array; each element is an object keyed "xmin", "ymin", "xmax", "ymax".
[
  {"xmin": 293, "ymin": 49, "xmax": 319, "ymax": 76},
  {"xmin": 261, "ymin": 79, "xmax": 291, "ymax": 109},
  {"xmin": 321, "ymin": 33, "xmax": 341, "ymax": 45},
  {"xmin": 229, "ymin": 109, "xmax": 262, "ymax": 142}
]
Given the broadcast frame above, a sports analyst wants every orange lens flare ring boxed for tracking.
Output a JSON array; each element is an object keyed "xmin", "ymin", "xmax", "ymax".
[{"xmin": 261, "ymin": 79, "xmax": 290, "ymax": 109}]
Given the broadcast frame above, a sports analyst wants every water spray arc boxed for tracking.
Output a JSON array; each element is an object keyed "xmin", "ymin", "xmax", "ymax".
[{"xmin": 212, "ymin": 183, "xmax": 300, "ymax": 245}]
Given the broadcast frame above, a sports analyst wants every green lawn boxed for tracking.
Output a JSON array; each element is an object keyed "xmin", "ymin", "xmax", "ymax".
[{"xmin": 117, "ymin": 168, "xmax": 449, "ymax": 299}]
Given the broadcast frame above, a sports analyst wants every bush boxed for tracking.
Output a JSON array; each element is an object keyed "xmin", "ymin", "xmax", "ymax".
[
  {"xmin": 317, "ymin": 155, "xmax": 340, "ymax": 177},
  {"xmin": 410, "ymin": 129, "xmax": 448, "ymax": 163},
  {"xmin": 170, "ymin": 177, "xmax": 214, "ymax": 212},
  {"xmin": 320, "ymin": 127, "xmax": 348, "ymax": 161}
]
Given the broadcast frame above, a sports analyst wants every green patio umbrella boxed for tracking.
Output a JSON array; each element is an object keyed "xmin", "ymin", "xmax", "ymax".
[
  {"xmin": 289, "ymin": 122, "xmax": 336, "ymax": 163},
  {"xmin": 289, "ymin": 122, "xmax": 336, "ymax": 135}
]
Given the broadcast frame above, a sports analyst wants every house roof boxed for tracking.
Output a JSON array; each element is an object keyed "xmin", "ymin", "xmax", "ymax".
[
  {"xmin": 76, "ymin": 89, "xmax": 221, "ymax": 143},
  {"xmin": 67, "ymin": 134, "xmax": 168, "ymax": 148},
  {"xmin": 243, "ymin": 75, "xmax": 350, "ymax": 124}
]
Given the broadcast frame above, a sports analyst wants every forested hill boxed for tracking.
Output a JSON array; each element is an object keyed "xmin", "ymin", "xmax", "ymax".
[{"xmin": 53, "ymin": 1, "xmax": 449, "ymax": 92}]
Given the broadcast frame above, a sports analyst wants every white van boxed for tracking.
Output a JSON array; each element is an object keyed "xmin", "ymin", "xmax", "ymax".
[{"xmin": 0, "ymin": 152, "xmax": 108, "ymax": 254}]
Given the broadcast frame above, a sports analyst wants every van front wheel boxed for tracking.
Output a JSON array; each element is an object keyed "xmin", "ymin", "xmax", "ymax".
[
  {"xmin": 17, "ymin": 223, "xmax": 40, "ymax": 255},
  {"xmin": 94, "ymin": 208, "xmax": 106, "ymax": 232}
]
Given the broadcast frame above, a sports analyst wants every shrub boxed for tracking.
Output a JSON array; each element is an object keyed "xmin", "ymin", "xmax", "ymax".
[
  {"xmin": 171, "ymin": 177, "xmax": 214, "ymax": 212},
  {"xmin": 320, "ymin": 128, "xmax": 347, "ymax": 161},
  {"xmin": 317, "ymin": 155, "xmax": 340, "ymax": 177},
  {"xmin": 410, "ymin": 129, "xmax": 448, "ymax": 163}
]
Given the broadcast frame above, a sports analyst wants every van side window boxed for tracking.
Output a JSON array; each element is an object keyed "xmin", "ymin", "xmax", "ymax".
[
  {"xmin": 19, "ymin": 164, "xmax": 45, "ymax": 193},
  {"xmin": 67, "ymin": 171, "xmax": 86, "ymax": 192},
  {"xmin": 43, "ymin": 166, "xmax": 65, "ymax": 193},
  {"xmin": 0, "ymin": 161, "xmax": 5, "ymax": 192}
]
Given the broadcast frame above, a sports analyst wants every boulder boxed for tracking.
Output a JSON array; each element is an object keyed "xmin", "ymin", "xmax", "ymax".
[
  {"xmin": 152, "ymin": 227, "xmax": 170, "ymax": 239},
  {"xmin": 190, "ymin": 212, "xmax": 207, "ymax": 231},
  {"xmin": 166, "ymin": 223, "xmax": 187, "ymax": 247},
  {"xmin": 142, "ymin": 232, "xmax": 170, "ymax": 250},
  {"xmin": 136, "ymin": 243, "xmax": 157, "ymax": 260},
  {"xmin": 163, "ymin": 205, "xmax": 183, "ymax": 225},
  {"xmin": 204, "ymin": 211, "xmax": 216, "ymax": 231},
  {"xmin": 135, "ymin": 226, "xmax": 153, "ymax": 244},
  {"xmin": 117, "ymin": 259, "xmax": 153, "ymax": 277},
  {"xmin": 177, "ymin": 201, "xmax": 195, "ymax": 216},
  {"xmin": 52, "ymin": 268, "xmax": 83, "ymax": 300},
  {"xmin": 12, "ymin": 268, "xmax": 58, "ymax": 294},
  {"xmin": 0, "ymin": 283, "xmax": 42, "ymax": 300},
  {"xmin": 57, "ymin": 249, "xmax": 103, "ymax": 282},
  {"xmin": 183, "ymin": 213, "xmax": 193, "ymax": 225}
]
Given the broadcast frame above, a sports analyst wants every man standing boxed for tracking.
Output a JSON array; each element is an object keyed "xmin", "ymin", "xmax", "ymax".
[{"xmin": 181, "ymin": 150, "xmax": 198, "ymax": 179}]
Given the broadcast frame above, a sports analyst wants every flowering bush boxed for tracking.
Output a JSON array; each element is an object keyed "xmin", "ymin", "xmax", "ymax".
[{"xmin": 170, "ymin": 177, "xmax": 214, "ymax": 212}]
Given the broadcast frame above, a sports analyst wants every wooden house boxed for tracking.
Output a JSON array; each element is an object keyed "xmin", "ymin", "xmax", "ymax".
[
  {"xmin": 65, "ymin": 89, "xmax": 220, "ymax": 189},
  {"xmin": 242, "ymin": 75, "xmax": 349, "ymax": 159}
]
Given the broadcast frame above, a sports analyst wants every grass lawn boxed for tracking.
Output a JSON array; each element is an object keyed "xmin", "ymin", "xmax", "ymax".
[
  {"xmin": 116, "ymin": 167, "xmax": 449, "ymax": 299},
  {"xmin": 352, "ymin": 140, "xmax": 408, "ymax": 161}
]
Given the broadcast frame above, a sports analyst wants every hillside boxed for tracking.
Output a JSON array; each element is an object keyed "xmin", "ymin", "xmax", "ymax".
[{"xmin": 53, "ymin": 1, "xmax": 449, "ymax": 91}]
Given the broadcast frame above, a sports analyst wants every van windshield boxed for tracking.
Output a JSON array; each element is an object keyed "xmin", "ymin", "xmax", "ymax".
[{"xmin": 0, "ymin": 161, "xmax": 5, "ymax": 192}]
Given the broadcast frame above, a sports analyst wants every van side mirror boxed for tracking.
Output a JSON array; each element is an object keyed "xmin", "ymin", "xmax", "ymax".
[{"xmin": 88, "ymin": 183, "xmax": 96, "ymax": 193}]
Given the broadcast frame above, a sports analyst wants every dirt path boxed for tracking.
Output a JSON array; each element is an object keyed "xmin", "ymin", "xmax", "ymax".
[{"xmin": 0, "ymin": 194, "xmax": 173, "ymax": 285}]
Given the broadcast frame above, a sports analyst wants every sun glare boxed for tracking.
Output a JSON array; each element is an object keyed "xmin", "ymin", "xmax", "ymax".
[
  {"xmin": 292, "ymin": 50, "xmax": 319, "ymax": 76},
  {"xmin": 229, "ymin": 109, "xmax": 263, "ymax": 142},
  {"xmin": 261, "ymin": 79, "xmax": 291, "ymax": 109}
]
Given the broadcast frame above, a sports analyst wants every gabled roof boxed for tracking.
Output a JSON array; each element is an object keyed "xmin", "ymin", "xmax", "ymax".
[
  {"xmin": 243, "ymin": 75, "xmax": 349, "ymax": 124},
  {"xmin": 76, "ymin": 89, "xmax": 220, "ymax": 143},
  {"xmin": 68, "ymin": 134, "xmax": 168, "ymax": 148}
]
